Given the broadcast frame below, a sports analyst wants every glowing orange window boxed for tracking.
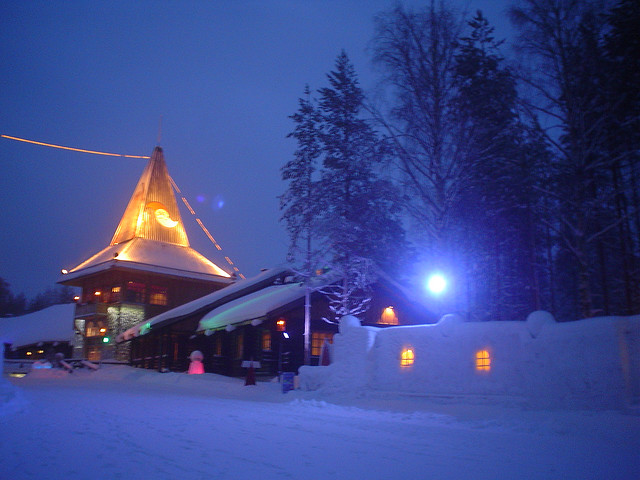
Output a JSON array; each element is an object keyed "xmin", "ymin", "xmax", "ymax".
[
  {"xmin": 262, "ymin": 330, "xmax": 272, "ymax": 351},
  {"xmin": 476, "ymin": 350, "xmax": 491, "ymax": 371},
  {"xmin": 401, "ymin": 348, "xmax": 414, "ymax": 367}
]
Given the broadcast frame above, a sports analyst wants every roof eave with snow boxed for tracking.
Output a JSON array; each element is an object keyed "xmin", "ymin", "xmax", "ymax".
[
  {"xmin": 59, "ymin": 257, "xmax": 233, "ymax": 285},
  {"xmin": 198, "ymin": 282, "xmax": 306, "ymax": 332},
  {"xmin": 117, "ymin": 265, "xmax": 293, "ymax": 342}
]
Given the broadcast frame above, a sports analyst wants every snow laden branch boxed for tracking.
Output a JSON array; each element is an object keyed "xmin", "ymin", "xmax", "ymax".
[{"xmin": 317, "ymin": 257, "xmax": 376, "ymax": 324}]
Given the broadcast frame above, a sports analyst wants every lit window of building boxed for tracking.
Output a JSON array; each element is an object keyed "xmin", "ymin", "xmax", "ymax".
[
  {"xmin": 401, "ymin": 347, "xmax": 414, "ymax": 367},
  {"xmin": 86, "ymin": 321, "xmax": 107, "ymax": 337},
  {"xmin": 262, "ymin": 330, "xmax": 272, "ymax": 351},
  {"xmin": 476, "ymin": 350, "xmax": 491, "ymax": 371},
  {"xmin": 236, "ymin": 333, "xmax": 244, "ymax": 359},
  {"xmin": 311, "ymin": 332, "xmax": 333, "ymax": 356},
  {"xmin": 379, "ymin": 306, "xmax": 399, "ymax": 325},
  {"xmin": 149, "ymin": 285, "xmax": 168, "ymax": 305},
  {"xmin": 110, "ymin": 286, "xmax": 121, "ymax": 303}
]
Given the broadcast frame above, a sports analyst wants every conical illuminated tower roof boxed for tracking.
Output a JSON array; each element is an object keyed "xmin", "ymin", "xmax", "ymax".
[
  {"xmin": 60, "ymin": 147, "xmax": 232, "ymax": 284},
  {"xmin": 111, "ymin": 146, "xmax": 189, "ymax": 246}
]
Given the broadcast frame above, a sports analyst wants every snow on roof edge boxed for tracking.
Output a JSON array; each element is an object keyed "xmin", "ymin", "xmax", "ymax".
[
  {"xmin": 117, "ymin": 265, "xmax": 291, "ymax": 342},
  {"xmin": 198, "ymin": 282, "xmax": 305, "ymax": 331},
  {"xmin": 59, "ymin": 258, "xmax": 233, "ymax": 285}
]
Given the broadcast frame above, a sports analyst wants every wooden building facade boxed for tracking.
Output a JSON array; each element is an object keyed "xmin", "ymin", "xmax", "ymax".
[{"xmin": 119, "ymin": 267, "xmax": 436, "ymax": 377}]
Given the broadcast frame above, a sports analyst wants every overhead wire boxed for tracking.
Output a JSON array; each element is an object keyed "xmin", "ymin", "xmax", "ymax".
[
  {"xmin": 169, "ymin": 176, "xmax": 245, "ymax": 279},
  {"xmin": 1, "ymin": 134, "xmax": 150, "ymax": 158},
  {"xmin": 2, "ymin": 132, "xmax": 244, "ymax": 279}
]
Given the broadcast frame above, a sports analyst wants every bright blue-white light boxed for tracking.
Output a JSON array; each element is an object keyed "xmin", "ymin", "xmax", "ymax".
[
  {"xmin": 426, "ymin": 273, "xmax": 447, "ymax": 295},
  {"xmin": 283, "ymin": 332, "xmax": 290, "ymax": 339}
]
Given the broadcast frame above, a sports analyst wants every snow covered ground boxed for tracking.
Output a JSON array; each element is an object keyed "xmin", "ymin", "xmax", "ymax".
[{"xmin": 1, "ymin": 365, "xmax": 638, "ymax": 480}]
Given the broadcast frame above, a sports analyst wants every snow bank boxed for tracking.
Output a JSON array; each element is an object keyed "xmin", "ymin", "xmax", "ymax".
[
  {"xmin": 299, "ymin": 312, "xmax": 640, "ymax": 410},
  {"xmin": 300, "ymin": 315, "xmax": 377, "ymax": 394},
  {"xmin": 0, "ymin": 344, "xmax": 27, "ymax": 417}
]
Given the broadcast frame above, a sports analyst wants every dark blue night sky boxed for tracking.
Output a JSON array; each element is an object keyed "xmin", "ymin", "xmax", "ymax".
[{"xmin": 0, "ymin": 1, "xmax": 511, "ymax": 298}]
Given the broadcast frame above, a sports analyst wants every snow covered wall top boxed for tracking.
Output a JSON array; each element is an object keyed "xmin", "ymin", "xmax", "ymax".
[{"xmin": 299, "ymin": 312, "xmax": 640, "ymax": 410}]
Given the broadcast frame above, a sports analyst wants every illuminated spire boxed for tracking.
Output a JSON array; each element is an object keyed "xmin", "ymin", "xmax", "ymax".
[
  {"xmin": 111, "ymin": 146, "xmax": 189, "ymax": 246},
  {"xmin": 61, "ymin": 146, "xmax": 232, "ymax": 282}
]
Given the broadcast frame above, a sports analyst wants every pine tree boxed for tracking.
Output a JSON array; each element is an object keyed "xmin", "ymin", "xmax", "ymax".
[
  {"xmin": 316, "ymin": 51, "xmax": 405, "ymax": 322},
  {"xmin": 281, "ymin": 84, "xmax": 323, "ymax": 270},
  {"xmin": 452, "ymin": 11, "xmax": 544, "ymax": 320},
  {"xmin": 281, "ymin": 85, "xmax": 323, "ymax": 364},
  {"xmin": 0, "ymin": 278, "xmax": 26, "ymax": 317}
]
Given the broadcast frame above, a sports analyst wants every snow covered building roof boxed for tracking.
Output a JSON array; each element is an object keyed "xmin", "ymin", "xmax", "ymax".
[
  {"xmin": 118, "ymin": 266, "xmax": 293, "ymax": 341},
  {"xmin": 59, "ymin": 146, "xmax": 231, "ymax": 285},
  {"xmin": 199, "ymin": 282, "xmax": 306, "ymax": 331},
  {"xmin": 0, "ymin": 304, "xmax": 75, "ymax": 348}
]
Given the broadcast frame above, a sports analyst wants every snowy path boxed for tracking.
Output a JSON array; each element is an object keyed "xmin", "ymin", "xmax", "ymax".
[{"xmin": 1, "ymin": 366, "xmax": 638, "ymax": 480}]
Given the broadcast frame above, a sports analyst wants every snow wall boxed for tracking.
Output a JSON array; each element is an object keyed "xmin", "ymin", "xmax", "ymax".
[{"xmin": 298, "ymin": 312, "xmax": 640, "ymax": 410}]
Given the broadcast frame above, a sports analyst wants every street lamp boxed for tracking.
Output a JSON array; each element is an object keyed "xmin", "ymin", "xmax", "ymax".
[{"xmin": 426, "ymin": 273, "xmax": 447, "ymax": 295}]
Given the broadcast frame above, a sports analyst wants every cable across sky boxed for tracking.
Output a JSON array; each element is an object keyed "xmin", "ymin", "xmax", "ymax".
[
  {"xmin": 1, "ymin": 133, "xmax": 243, "ymax": 278},
  {"xmin": 1, "ymin": 134, "xmax": 151, "ymax": 158}
]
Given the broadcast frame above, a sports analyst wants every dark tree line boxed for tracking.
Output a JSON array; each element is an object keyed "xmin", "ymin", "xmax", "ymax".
[
  {"xmin": 0, "ymin": 277, "xmax": 75, "ymax": 317},
  {"xmin": 281, "ymin": 0, "xmax": 639, "ymax": 322},
  {"xmin": 508, "ymin": 0, "xmax": 640, "ymax": 319}
]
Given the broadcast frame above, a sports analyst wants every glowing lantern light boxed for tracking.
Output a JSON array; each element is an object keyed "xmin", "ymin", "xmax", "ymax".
[
  {"xmin": 61, "ymin": 269, "xmax": 68, "ymax": 274},
  {"xmin": 426, "ymin": 273, "xmax": 447, "ymax": 295},
  {"xmin": 276, "ymin": 318, "xmax": 286, "ymax": 332},
  {"xmin": 380, "ymin": 306, "xmax": 398, "ymax": 325},
  {"xmin": 73, "ymin": 296, "xmax": 80, "ymax": 301},
  {"xmin": 188, "ymin": 350, "xmax": 205, "ymax": 374},
  {"xmin": 99, "ymin": 327, "xmax": 107, "ymax": 334},
  {"xmin": 94, "ymin": 291, "xmax": 101, "ymax": 296},
  {"xmin": 476, "ymin": 350, "xmax": 491, "ymax": 371},
  {"xmin": 400, "ymin": 348, "xmax": 414, "ymax": 367},
  {"xmin": 26, "ymin": 351, "xmax": 33, "ymax": 356}
]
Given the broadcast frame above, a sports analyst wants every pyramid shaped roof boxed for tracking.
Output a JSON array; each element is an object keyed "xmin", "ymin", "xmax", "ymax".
[
  {"xmin": 111, "ymin": 146, "xmax": 189, "ymax": 246},
  {"xmin": 60, "ymin": 147, "xmax": 232, "ymax": 284}
]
